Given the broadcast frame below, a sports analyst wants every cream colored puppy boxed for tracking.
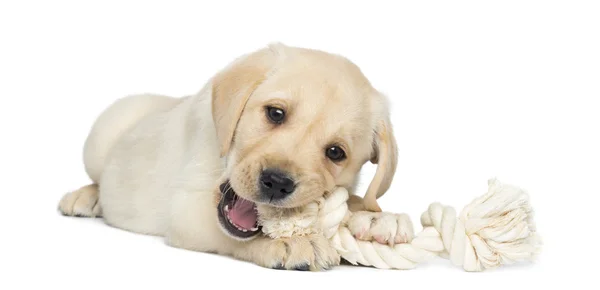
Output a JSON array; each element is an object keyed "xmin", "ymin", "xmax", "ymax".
[{"xmin": 58, "ymin": 43, "xmax": 413, "ymax": 271}]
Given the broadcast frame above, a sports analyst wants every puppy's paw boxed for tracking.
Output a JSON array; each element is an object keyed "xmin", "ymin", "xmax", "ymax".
[
  {"xmin": 261, "ymin": 234, "xmax": 340, "ymax": 271},
  {"xmin": 347, "ymin": 211, "xmax": 414, "ymax": 246},
  {"xmin": 58, "ymin": 184, "xmax": 102, "ymax": 217}
]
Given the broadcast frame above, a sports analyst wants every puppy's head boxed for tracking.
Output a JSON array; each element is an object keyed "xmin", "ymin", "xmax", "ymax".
[{"xmin": 213, "ymin": 44, "xmax": 397, "ymax": 240}]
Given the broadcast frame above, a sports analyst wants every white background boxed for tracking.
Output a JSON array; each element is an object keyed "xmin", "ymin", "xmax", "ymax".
[{"xmin": 1, "ymin": 1, "xmax": 598, "ymax": 289}]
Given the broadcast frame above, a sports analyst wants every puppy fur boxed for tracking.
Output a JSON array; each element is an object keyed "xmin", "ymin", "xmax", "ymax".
[{"xmin": 58, "ymin": 43, "xmax": 413, "ymax": 270}]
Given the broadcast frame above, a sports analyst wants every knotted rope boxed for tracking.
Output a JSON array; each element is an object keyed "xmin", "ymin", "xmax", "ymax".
[{"xmin": 260, "ymin": 178, "xmax": 541, "ymax": 271}]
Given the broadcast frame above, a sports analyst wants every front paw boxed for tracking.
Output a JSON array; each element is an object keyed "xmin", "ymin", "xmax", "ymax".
[
  {"xmin": 262, "ymin": 234, "xmax": 340, "ymax": 271},
  {"xmin": 347, "ymin": 211, "xmax": 414, "ymax": 246}
]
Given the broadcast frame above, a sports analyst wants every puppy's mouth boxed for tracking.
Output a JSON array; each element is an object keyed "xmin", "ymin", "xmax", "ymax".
[{"xmin": 217, "ymin": 182, "xmax": 261, "ymax": 240}]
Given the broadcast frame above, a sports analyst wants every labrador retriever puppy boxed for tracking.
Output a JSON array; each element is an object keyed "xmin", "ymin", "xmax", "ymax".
[{"xmin": 58, "ymin": 43, "xmax": 414, "ymax": 271}]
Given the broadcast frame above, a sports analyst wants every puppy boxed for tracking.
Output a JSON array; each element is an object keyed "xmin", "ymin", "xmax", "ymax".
[{"xmin": 58, "ymin": 43, "xmax": 414, "ymax": 271}]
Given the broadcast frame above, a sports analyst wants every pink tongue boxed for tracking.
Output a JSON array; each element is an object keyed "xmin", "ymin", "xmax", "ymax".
[{"xmin": 228, "ymin": 198, "xmax": 257, "ymax": 229}]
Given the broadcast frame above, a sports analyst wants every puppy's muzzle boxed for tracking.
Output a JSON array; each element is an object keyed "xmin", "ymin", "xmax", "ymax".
[{"xmin": 260, "ymin": 169, "xmax": 296, "ymax": 201}]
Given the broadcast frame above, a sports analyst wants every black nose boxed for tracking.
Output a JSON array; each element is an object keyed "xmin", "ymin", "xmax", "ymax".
[{"xmin": 260, "ymin": 169, "xmax": 296, "ymax": 201}]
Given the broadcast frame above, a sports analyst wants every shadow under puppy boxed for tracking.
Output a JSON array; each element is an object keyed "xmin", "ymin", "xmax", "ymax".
[{"xmin": 58, "ymin": 43, "xmax": 414, "ymax": 271}]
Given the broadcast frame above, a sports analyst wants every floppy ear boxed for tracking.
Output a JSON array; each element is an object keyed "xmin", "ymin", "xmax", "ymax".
[
  {"xmin": 363, "ymin": 116, "xmax": 398, "ymax": 212},
  {"xmin": 211, "ymin": 44, "xmax": 285, "ymax": 156}
]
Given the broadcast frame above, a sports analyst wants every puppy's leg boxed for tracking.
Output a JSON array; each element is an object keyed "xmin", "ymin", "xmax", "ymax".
[
  {"xmin": 166, "ymin": 188, "xmax": 338, "ymax": 271},
  {"xmin": 58, "ymin": 184, "xmax": 102, "ymax": 217},
  {"xmin": 347, "ymin": 194, "xmax": 367, "ymax": 212},
  {"xmin": 232, "ymin": 234, "xmax": 340, "ymax": 271}
]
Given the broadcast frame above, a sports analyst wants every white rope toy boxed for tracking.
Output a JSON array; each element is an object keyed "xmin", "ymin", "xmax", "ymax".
[{"xmin": 260, "ymin": 178, "xmax": 541, "ymax": 271}]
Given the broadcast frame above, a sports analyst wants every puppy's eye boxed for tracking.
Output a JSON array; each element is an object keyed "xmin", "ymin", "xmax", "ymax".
[
  {"xmin": 266, "ymin": 106, "xmax": 285, "ymax": 124},
  {"xmin": 325, "ymin": 146, "xmax": 346, "ymax": 162}
]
